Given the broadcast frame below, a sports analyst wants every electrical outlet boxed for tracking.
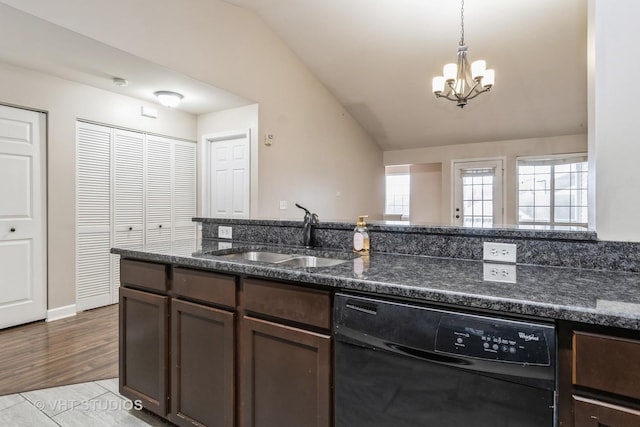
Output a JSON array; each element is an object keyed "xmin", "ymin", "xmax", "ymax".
[
  {"xmin": 217, "ymin": 241, "xmax": 232, "ymax": 250},
  {"xmin": 483, "ymin": 262, "xmax": 517, "ymax": 284},
  {"xmin": 218, "ymin": 226, "xmax": 233, "ymax": 239},
  {"xmin": 483, "ymin": 242, "xmax": 517, "ymax": 263}
]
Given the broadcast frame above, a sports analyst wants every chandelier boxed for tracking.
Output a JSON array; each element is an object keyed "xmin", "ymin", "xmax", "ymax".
[{"xmin": 432, "ymin": 0, "xmax": 494, "ymax": 108}]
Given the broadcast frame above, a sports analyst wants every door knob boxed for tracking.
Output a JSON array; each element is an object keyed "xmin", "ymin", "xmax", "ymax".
[
  {"xmin": 455, "ymin": 215, "xmax": 460, "ymax": 219},
  {"xmin": 10, "ymin": 227, "xmax": 15, "ymax": 232}
]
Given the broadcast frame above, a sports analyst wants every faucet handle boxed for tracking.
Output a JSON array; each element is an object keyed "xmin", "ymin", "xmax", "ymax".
[
  {"xmin": 295, "ymin": 203, "xmax": 310, "ymax": 215},
  {"xmin": 311, "ymin": 213, "xmax": 319, "ymax": 224}
]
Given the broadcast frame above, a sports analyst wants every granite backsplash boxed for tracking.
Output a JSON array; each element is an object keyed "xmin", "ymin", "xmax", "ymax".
[{"xmin": 194, "ymin": 218, "xmax": 640, "ymax": 273}]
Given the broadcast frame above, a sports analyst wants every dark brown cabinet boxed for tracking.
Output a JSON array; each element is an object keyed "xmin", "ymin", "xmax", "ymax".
[
  {"xmin": 119, "ymin": 261, "xmax": 334, "ymax": 427},
  {"xmin": 239, "ymin": 278, "xmax": 332, "ymax": 427},
  {"xmin": 119, "ymin": 286, "xmax": 169, "ymax": 417},
  {"xmin": 170, "ymin": 298, "xmax": 235, "ymax": 427},
  {"xmin": 240, "ymin": 316, "xmax": 331, "ymax": 427},
  {"xmin": 574, "ymin": 396, "xmax": 640, "ymax": 427},
  {"xmin": 567, "ymin": 330, "xmax": 640, "ymax": 427}
]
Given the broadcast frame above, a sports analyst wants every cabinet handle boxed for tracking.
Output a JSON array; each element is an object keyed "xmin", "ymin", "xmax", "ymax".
[
  {"xmin": 10, "ymin": 227, "xmax": 15, "ymax": 232},
  {"xmin": 128, "ymin": 227, "xmax": 133, "ymax": 231}
]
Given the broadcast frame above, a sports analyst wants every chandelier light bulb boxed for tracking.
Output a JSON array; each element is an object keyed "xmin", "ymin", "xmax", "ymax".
[
  {"xmin": 471, "ymin": 60, "xmax": 486, "ymax": 80},
  {"xmin": 483, "ymin": 69, "xmax": 495, "ymax": 88},
  {"xmin": 432, "ymin": 76, "xmax": 445, "ymax": 94},
  {"xmin": 443, "ymin": 63, "xmax": 458, "ymax": 81}
]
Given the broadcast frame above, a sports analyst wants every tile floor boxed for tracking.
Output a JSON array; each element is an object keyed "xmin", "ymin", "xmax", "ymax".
[{"xmin": 0, "ymin": 378, "xmax": 172, "ymax": 426}]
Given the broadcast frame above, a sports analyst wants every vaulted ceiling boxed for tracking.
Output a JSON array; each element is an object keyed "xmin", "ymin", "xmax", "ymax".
[
  {"xmin": 223, "ymin": 0, "xmax": 588, "ymax": 150},
  {"xmin": 0, "ymin": 0, "xmax": 587, "ymax": 151}
]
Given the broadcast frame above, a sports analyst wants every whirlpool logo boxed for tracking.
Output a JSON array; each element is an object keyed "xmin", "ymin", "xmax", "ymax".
[{"xmin": 518, "ymin": 332, "xmax": 540, "ymax": 342}]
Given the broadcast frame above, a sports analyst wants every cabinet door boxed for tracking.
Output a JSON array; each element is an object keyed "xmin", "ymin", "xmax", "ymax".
[
  {"xmin": 170, "ymin": 299, "xmax": 235, "ymax": 427},
  {"xmin": 240, "ymin": 316, "xmax": 331, "ymax": 427},
  {"xmin": 172, "ymin": 141, "xmax": 196, "ymax": 242},
  {"xmin": 574, "ymin": 396, "xmax": 640, "ymax": 427},
  {"xmin": 145, "ymin": 135, "xmax": 172, "ymax": 250},
  {"xmin": 119, "ymin": 287, "xmax": 169, "ymax": 417},
  {"xmin": 76, "ymin": 122, "xmax": 112, "ymax": 311},
  {"xmin": 112, "ymin": 129, "xmax": 144, "ymax": 303}
]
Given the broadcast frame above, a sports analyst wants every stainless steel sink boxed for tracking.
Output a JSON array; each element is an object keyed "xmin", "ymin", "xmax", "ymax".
[
  {"xmin": 217, "ymin": 251, "xmax": 293, "ymax": 263},
  {"xmin": 216, "ymin": 250, "xmax": 350, "ymax": 267},
  {"xmin": 276, "ymin": 255, "xmax": 349, "ymax": 268}
]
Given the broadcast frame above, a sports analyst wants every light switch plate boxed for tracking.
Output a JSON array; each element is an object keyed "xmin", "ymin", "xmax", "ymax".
[
  {"xmin": 218, "ymin": 226, "xmax": 233, "ymax": 239},
  {"xmin": 483, "ymin": 262, "xmax": 517, "ymax": 284},
  {"xmin": 483, "ymin": 242, "xmax": 517, "ymax": 263}
]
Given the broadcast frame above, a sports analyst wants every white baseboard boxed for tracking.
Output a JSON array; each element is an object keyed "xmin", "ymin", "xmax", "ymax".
[{"xmin": 46, "ymin": 304, "xmax": 77, "ymax": 322}]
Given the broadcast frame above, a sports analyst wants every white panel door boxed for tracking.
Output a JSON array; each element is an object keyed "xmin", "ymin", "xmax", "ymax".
[
  {"xmin": 76, "ymin": 122, "xmax": 112, "ymax": 311},
  {"xmin": 0, "ymin": 105, "xmax": 46, "ymax": 329},
  {"xmin": 173, "ymin": 140, "xmax": 196, "ymax": 242},
  {"xmin": 145, "ymin": 135, "xmax": 172, "ymax": 251},
  {"xmin": 209, "ymin": 134, "xmax": 250, "ymax": 218},
  {"xmin": 112, "ymin": 128, "xmax": 144, "ymax": 302},
  {"xmin": 453, "ymin": 160, "xmax": 504, "ymax": 227}
]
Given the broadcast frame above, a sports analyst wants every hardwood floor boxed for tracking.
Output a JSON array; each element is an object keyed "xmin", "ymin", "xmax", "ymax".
[{"xmin": 0, "ymin": 304, "xmax": 118, "ymax": 396}]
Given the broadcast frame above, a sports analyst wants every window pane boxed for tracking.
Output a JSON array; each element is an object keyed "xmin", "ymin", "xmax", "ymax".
[
  {"xmin": 555, "ymin": 190, "xmax": 571, "ymax": 206},
  {"xmin": 534, "ymin": 207, "xmax": 550, "ymax": 222},
  {"xmin": 555, "ymin": 207, "xmax": 571, "ymax": 223},
  {"xmin": 519, "ymin": 190, "xmax": 534, "ymax": 206},
  {"xmin": 519, "ymin": 206, "xmax": 534, "ymax": 222},
  {"xmin": 534, "ymin": 176, "xmax": 550, "ymax": 191},
  {"xmin": 555, "ymin": 172, "xmax": 570, "ymax": 189},
  {"xmin": 519, "ymin": 175, "xmax": 535, "ymax": 191},
  {"xmin": 534, "ymin": 190, "xmax": 550, "ymax": 206}
]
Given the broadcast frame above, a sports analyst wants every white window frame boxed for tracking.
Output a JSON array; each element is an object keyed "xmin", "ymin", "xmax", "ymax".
[{"xmin": 516, "ymin": 153, "xmax": 588, "ymax": 227}]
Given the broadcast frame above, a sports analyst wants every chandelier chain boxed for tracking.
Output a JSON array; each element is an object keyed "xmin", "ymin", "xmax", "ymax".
[{"xmin": 460, "ymin": 0, "xmax": 465, "ymax": 46}]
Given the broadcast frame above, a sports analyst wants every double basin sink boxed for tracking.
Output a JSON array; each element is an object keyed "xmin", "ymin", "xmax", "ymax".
[{"xmin": 215, "ymin": 250, "xmax": 351, "ymax": 268}]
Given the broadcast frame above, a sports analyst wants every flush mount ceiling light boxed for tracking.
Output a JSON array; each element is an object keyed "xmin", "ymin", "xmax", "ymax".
[
  {"xmin": 154, "ymin": 90, "xmax": 184, "ymax": 108},
  {"xmin": 112, "ymin": 77, "xmax": 129, "ymax": 87},
  {"xmin": 432, "ymin": 0, "xmax": 495, "ymax": 108}
]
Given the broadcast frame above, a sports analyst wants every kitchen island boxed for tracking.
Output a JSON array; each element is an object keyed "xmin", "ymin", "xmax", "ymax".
[{"xmin": 112, "ymin": 234, "xmax": 640, "ymax": 427}]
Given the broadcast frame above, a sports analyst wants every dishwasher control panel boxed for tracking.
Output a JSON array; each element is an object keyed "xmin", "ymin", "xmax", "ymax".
[{"xmin": 435, "ymin": 314, "xmax": 552, "ymax": 365}]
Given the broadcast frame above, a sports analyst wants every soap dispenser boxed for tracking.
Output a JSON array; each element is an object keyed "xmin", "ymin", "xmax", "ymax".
[{"xmin": 353, "ymin": 215, "xmax": 370, "ymax": 254}]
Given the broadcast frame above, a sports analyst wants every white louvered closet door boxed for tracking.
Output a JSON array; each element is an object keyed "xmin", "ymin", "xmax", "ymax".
[
  {"xmin": 145, "ymin": 135, "xmax": 173, "ymax": 251},
  {"xmin": 76, "ymin": 123, "xmax": 112, "ymax": 311},
  {"xmin": 173, "ymin": 141, "xmax": 196, "ymax": 245},
  {"xmin": 112, "ymin": 129, "xmax": 144, "ymax": 302}
]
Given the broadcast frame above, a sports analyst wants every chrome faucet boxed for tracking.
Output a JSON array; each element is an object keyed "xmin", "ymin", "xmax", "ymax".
[{"xmin": 296, "ymin": 203, "xmax": 319, "ymax": 248}]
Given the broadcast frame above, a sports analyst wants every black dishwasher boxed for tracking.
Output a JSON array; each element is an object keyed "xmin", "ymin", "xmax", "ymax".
[{"xmin": 334, "ymin": 293, "xmax": 557, "ymax": 427}]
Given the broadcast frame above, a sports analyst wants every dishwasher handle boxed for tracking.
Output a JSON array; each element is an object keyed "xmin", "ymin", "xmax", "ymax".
[{"xmin": 387, "ymin": 343, "xmax": 470, "ymax": 366}]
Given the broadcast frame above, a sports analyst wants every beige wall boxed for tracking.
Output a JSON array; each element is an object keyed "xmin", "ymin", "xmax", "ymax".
[
  {"xmin": 385, "ymin": 134, "xmax": 587, "ymax": 225},
  {"xmin": 3, "ymin": 0, "xmax": 385, "ymax": 222},
  {"xmin": 410, "ymin": 163, "xmax": 442, "ymax": 223},
  {"xmin": 0, "ymin": 62, "xmax": 196, "ymax": 311}
]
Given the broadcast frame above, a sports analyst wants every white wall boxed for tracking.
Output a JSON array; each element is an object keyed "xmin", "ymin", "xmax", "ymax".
[
  {"xmin": 3, "ymin": 0, "xmax": 385, "ymax": 222},
  {"xmin": 589, "ymin": 0, "xmax": 640, "ymax": 241},
  {"xmin": 0, "ymin": 61, "xmax": 196, "ymax": 310},
  {"xmin": 385, "ymin": 134, "xmax": 587, "ymax": 225}
]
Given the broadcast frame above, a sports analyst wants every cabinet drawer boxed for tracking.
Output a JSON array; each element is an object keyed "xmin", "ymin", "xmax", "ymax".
[
  {"xmin": 242, "ymin": 279, "xmax": 330, "ymax": 330},
  {"xmin": 173, "ymin": 267, "xmax": 236, "ymax": 308},
  {"xmin": 574, "ymin": 396, "xmax": 640, "ymax": 427},
  {"xmin": 120, "ymin": 259, "xmax": 169, "ymax": 293},
  {"xmin": 573, "ymin": 332, "xmax": 640, "ymax": 400}
]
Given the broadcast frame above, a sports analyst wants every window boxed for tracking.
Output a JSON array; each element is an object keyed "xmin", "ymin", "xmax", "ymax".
[
  {"xmin": 385, "ymin": 167, "xmax": 410, "ymax": 216},
  {"xmin": 517, "ymin": 155, "xmax": 588, "ymax": 227},
  {"xmin": 461, "ymin": 169, "xmax": 495, "ymax": 227}
]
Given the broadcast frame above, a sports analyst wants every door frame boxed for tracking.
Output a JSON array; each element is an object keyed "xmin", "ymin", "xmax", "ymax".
[
  {"xmin": 451, "ymin": 157, "xmax": 506, "ymax": 226},
  {"xmin": 200, "ymin": 129, "xmax": 253, "ymax": 218}
]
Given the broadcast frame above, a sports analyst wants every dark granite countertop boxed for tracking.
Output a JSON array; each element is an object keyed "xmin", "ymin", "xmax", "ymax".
[{"xmin": 112, "ymin": 239, "xmax": 640, "ymax": 330}]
